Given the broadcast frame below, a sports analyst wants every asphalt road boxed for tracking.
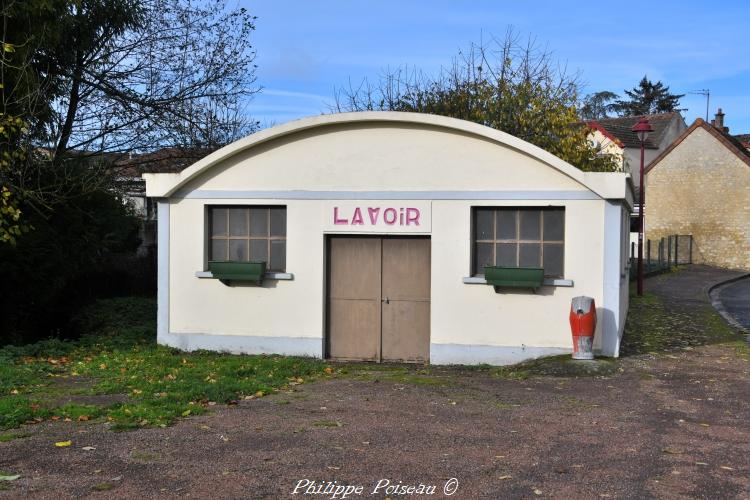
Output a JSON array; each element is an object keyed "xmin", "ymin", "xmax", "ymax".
[{"xmin": 718, "ymin": 275, "xmax": 750, "ymax": 331}]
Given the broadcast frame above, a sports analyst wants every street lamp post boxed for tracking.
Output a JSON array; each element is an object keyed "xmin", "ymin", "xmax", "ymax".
[{"xmin": 632, "ymin": 117, "xmax": 653, "ymax": 296}]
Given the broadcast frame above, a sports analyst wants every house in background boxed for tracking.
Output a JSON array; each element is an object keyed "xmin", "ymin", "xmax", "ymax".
[
  {"xmin": 114, "ymin": 148, "xmax": 209, "ymax": 255},
  {"xmin": 645, "ymin": 110, "xmax": 750, "ymax": 270},
  {"xmin": 732, "ymin": 131, "xmax": 750, "ymax": 151},
  {"xmin": 587, "ymin": 112, "xmax": 687, "ymax": 248},
  {"xmin": 587, "ymin": 112, "xmax": 687, "ymax": 196}
]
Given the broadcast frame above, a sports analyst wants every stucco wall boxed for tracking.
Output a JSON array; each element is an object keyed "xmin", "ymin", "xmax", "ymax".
[
  {"xmin": 166, "ymin": 197, "xmax": 612, "ymax": 352},
  {"xmin": 646, "ymin": 126, "xmax": 750, "ymax": 270},
  {"xmin": 150, "ymin": 114, "xmax": 631, "ymax": 364},
  {"xmin": 588, "ymin": 129, "xmax": 625, "ymax": 171}
]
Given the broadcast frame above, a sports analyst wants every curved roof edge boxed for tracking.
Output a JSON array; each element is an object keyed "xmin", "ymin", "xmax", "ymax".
[{"xmin": 144, "ymin": 111, "xmax": 630, "ymax": 200}]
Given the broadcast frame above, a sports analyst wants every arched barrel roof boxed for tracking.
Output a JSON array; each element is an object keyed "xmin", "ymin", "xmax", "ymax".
[{"xmin": 144, "ymin": 111, "xmax": 631, "ymax": 202}]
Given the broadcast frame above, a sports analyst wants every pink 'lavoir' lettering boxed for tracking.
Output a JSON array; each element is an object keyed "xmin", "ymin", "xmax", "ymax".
[
  {"xmin": 406, "ymin": 208, "xmax": 420, "ymax": 226},
  {"xmin": 351, "ymin": 207, "xmax": 364, "ymax": 225},
  {"xmin": 367, "ymin": 207, "xmax": 381, "ymax": 225},
  {"xmin": 383, "ymin": 208, "xmax": 397, "ymax": 225},
  {"xmin": 333, "ymin": 207, "xmax": 348, "ymax": 225}
]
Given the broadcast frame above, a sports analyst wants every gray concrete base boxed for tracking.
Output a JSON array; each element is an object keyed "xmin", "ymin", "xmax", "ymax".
[
  {"xmin": 430, "ymin": 343, "xmax": 572, "ymax": 366},
  {"xmin": 158, "ymin": 332, "xmax": 323, "ymax": 358}
]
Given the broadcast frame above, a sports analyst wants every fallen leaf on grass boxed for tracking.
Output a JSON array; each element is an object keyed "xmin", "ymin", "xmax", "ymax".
[
  {"xmin": 54, "ymin": 441, "xmax": 72, "ymax": 447},
  {"xmin": 0, "ymin": 475, "xmax": 20, "ymax": 482},
  {"xmin": 77, "ymin": 415, "xmax": 89, "ymax": 422},
  {"xmin": 181, "ymin": 410, "xmax": 191, "ymax": 417},
  {"xmin": 324, "ymin": 367, "xmax": 334, "ymax": 374}
]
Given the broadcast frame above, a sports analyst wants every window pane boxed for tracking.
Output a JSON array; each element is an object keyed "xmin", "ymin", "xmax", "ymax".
[
  {"xmin": 211, "ymin": 209, "xmax": 227, "ymax": 237},
  {"xmin": 270, "ymin": 208, "xmax": 286, "ymax": 237},
  {"xmin": 228, "ymin": 208, "xmax": 247, "ymax": 237},
  {"xmin": 519, "ymin": 210, "xmax": 541, "ymax": 240},
  {"xmin": 475, "ymin": 209, "xmax": 494, "ymax": 240},
  {"xmin": 543, "ymin": 243, "xmax": 564, "ymax": 277},
  {"xmin": 250, "ymin": 239, "xmax": 268, "ymax": 262},
  {"xmin": 475, "ymin": 242, "xmax": 493, "ymax": 273},
  {"xmin": 496, "ymin": 210, "xmax": 516, "ymax": 240},
  {"xmin": 229, "ymin": 239, "xmax": 248, "ymax": 261},
  {"xmin": 250, "ymin": 209, "xmax": 268, "ymax": 236},
  {"xmin": 211, "ymin": 239, "xmax": 227, "ymax": 261},
  {"xmin": 496, "ymin": 243, "xmax": 517, "ymax": 267},
  {"xmin": 519, "ymin": 243, "xmax": 541, "ymax": 267},
  {"xmin": 544, "ymin": 210, "xmax": 565, "ymax": 241},
  {"xmin": 270, "ymin": 240, "xmax": 286, "ymax": 271}
]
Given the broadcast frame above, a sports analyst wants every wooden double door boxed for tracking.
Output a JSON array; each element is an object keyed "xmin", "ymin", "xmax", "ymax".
[{"xmin": 327, "ymin": 236, "xmax": 431, "ymax": 363}]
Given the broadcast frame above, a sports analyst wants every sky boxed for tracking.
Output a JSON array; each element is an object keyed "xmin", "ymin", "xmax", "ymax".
[{"xmin": 243, "ymin": 0, "xmax": 750, "ymax": 134}]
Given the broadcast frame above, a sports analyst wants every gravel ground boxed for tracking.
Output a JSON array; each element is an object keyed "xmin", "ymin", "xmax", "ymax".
[{"xmin": 1, "ymin": 267, "xmax": 749, "ymax": 499}]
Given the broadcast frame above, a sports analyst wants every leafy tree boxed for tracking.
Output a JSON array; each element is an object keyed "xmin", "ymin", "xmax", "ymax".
[
  {"xmin": 334, "ymin": 30, "xmax": 621, "ymax": 172},
  {"xmin": 610, "ymin": 76, "xmax": 685, "ymax": 116},
  {"xmin": 0, "ymin": 0, "xmax": 260, "ymax": 342},
  {"xmin": 579, "ymin": 91, "xmax": 619, "ymax": 120},
  {"xmin": 0, "ymin": 170, "xmax": 141, "ymax": 344},
  {"xmin": 1, "ymin": 0, "xmax": 259, "ymax": 237}
]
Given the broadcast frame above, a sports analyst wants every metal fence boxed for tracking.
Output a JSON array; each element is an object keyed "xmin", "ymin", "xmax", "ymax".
[{"xmin": 630, "ymin": 234, "xmax": 693, "ymax": 278}]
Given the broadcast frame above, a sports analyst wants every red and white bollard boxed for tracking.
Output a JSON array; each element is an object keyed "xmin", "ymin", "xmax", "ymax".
[{"xmin": 569, "ymin": 296, "xmax": 597, "ymax": 360}]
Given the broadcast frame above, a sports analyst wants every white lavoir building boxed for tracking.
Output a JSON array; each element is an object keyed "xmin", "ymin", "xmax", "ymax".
[{"xmin": 144, "ymin": 112, "xmax": 633, "ymax": 365}]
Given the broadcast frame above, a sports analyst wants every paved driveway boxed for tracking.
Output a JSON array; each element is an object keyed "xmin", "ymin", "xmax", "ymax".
[{"xmin": 716, "ymin": 275, "xmax": 750, "ymax": 332}]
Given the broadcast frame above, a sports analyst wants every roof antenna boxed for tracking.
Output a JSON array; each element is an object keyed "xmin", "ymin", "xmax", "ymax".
[{"xmin": 689, "ymin": 89, "xmax": 710, "ymax": 121}]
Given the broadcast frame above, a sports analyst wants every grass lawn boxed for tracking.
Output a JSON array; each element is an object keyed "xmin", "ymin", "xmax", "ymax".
[
  {"xmin": 2, "ymin": 279, "xmax": 747, "ymax": 437},
  {"xmin": 0, "ymin": 297, "xmax": 330, "ymax": 432}
]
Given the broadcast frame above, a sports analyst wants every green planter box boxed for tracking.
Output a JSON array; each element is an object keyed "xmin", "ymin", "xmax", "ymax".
[
  {"xmin": 208, "ymin": 261, "xmax": 266, "ymax": 284},
  {"xmin": 484, "ymin": 266, "xmax": 544, "ymax": 289}
]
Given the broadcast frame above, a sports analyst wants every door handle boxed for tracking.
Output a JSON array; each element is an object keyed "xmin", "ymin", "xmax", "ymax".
[{"xmin": 382, "ymin": 297, "xmax": 389, "ymax": 304}]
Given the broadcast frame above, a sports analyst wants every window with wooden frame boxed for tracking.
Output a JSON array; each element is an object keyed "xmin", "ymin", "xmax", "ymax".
[
  {"xmin": 473, "ymin": 207, "xmax": 565, "ymax": 278},
  {"xmin": 208, "ymin": 206, "xmax": 286, "ymax": 271}
]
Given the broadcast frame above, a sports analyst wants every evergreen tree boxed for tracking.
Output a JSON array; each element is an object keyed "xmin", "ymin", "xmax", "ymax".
[{"xmin": 611, "ymin": 76, "xmax": 685, "ymax": 116}]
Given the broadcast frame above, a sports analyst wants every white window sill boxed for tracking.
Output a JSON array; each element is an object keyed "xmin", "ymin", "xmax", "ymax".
[
  {"xmin": 195, "ymin": 271, "xmax": 294, "ymax": 280},
  {"xmin": 462, "ymin": 276, "xmax": 574, "ymax": 287}
]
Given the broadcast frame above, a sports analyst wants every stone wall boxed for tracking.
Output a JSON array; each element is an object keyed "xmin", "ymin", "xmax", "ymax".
[{"xmin": 646, "ymin": 126, "xmax": 750, "ymax": 270}]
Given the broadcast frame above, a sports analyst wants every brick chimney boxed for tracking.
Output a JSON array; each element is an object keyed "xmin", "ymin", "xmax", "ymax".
[{"xmin": 711, "ymin": 108, "xmax": 729, "ymax": 133}]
